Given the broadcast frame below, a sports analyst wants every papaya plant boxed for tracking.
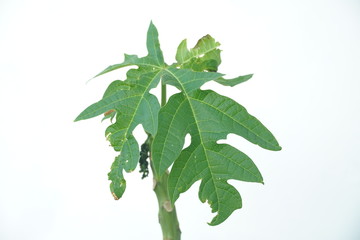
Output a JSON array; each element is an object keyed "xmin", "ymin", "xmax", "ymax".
[{"xmin": 75, "ymin": 21, "xmax": 281, "ymax": 240}]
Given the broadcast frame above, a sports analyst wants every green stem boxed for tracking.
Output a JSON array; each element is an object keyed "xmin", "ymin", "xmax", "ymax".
[
  {"xmin": 153, "ymin": 171, "xmax": 181, "ymax": 240},
  {"xmin": 150, "ymin": 80, "xmax": 181, "ymax": 240}
]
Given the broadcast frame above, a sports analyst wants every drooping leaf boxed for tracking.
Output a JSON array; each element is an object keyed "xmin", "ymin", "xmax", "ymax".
[{"xmin": 108, "ymin": 134, "xmax": 139, "ymax": 199}]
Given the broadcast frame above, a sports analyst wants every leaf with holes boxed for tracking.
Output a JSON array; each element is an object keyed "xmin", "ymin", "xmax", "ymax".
[
  {"xmin": 152, "ymin": 33, "xmax": 281, "ymax": 225},
  {"xmin": 152, "ymin": 87, "xmax": 281, "ymax": 225},
  {"xmin": 75, "ymin": 22, "xmax": 165, "ymax": 199}
]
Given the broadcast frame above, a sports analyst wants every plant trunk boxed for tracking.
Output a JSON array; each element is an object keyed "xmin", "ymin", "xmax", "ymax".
[{"xmin": 153, "ymin": 172, "xmax": 181, "ymax": 240}]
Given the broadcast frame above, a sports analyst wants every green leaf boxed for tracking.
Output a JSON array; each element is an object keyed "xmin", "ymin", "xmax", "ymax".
[
  {"xmin": 152, "ymin": 89, "xmax": 281, "ymax": 225},
  {"xmin": 92, "ymin": 21, "xmax": 165, "ymax": 79},
  {"xmin": 102, "ymin": 22, "xmax": 166, "ymax": 198},
  {"xmin": 103, "ymin": 80, "xmax": 131, "ymax": 97},
  {"xmin": 103, "ymin": 71, "xmax": 161, "ymax": 151},
  {"xmin": 100, "ymin": 81, "xmax": 130, "ymax": 122},
  {"xmin": 75, "ymin": 23, "xmax": 163, "ymax": 155},
  {"xmin": 76, "ymin": 22, "xmax": 165, "ymax": 200},
  {"xmin": 147, "ymin": 21, "xmax": 164, "ymax": 66},
  {"xmin": 215, "ymin": 74, "xmax": 253, "ymax": 87},
  {"xmin": 109, "ymin": 134, "xmax": 139, "ymax": 199},
  {"xmin": 75, "ymin": 21, "xmax": 165, "ymax": 123}
]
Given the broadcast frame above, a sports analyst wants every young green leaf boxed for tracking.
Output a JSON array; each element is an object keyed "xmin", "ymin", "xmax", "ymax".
[
  {"xmin": 175, "ymin": 34, "xmax": 253, "ymax": 87},
  {"xmin": 176, "ymin": 35, "xmax": 221, "ymax": 72},
  {"xmin": 176, "ymin": 35, "xmax": 220, "ymax": 64}
]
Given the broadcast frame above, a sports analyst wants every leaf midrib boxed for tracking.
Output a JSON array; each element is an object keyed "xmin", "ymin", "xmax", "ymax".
[
  {"xmin": 77, "ymin": 94, "xmax": 142, "ymax": 121},
  {"xmin": 156, "ymin": 98, "xmax": 188, "ymax": 176},
  {"xmin": 164, "ymin": 69, "xmax": 221, "ymax": 207}
]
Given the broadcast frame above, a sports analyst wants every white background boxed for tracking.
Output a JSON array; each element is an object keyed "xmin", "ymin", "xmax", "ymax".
[{"xmin": 1, "ymin": 0, "xmax": 360, "ymax": 239}]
